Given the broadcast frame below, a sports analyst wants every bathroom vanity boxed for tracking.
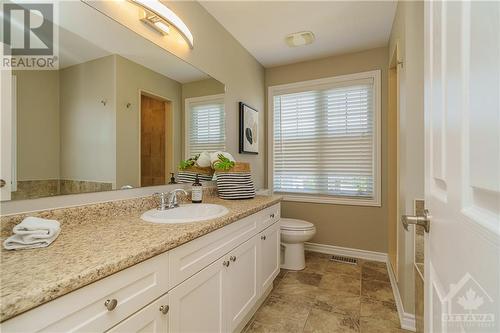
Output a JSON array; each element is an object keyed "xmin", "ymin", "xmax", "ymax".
[{"xmin": 0, "ymin": 197, "xmax": 281, "ymax": 333}]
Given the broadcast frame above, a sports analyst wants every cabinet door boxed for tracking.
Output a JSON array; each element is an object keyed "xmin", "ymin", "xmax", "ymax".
[
  {"xmin": 225, "ymin": 236, "xmax": 259, "ymax": 332},
  {"xmin": 259, "ymin": 222, "xmax": 280, "ymax": 293},
  {"xmin": 168, "ymin": 256, "xmax": 227, "ymax": 333},
  {"xmin": 107, "ymin": 294, "xmax": 169, "ymax": 333}
]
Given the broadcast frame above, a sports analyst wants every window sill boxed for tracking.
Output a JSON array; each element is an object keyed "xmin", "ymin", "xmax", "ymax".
[{"xmin": 278, "ymin": 193, "xmax": 381, "ymax": 207}]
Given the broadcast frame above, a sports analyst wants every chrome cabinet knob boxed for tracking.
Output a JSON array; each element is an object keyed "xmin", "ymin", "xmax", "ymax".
[
  {"xmin": 0, "ymin": 179, "xmax": 6, "ymax": 188},
  {"xmin": 223, "ymin": 260, "xmax": 230, "ymax": 267},
  {"xmin": 270, "ymin": 213, "xmax": 275, "ymax": 218},
  {"xmin": 261, "ymin": 235, "xmax": 266, "ymax": 240},
  {"xmin": 159, "ymin": 305, "xmax": 169, "ymax": 314},
  {"xmin": 104, "ymin": 299, "xmax": 118, "ymax": 311},
  {"xmin": 230, "ymin": 255, "xmax": 236, "ymax": 262}
]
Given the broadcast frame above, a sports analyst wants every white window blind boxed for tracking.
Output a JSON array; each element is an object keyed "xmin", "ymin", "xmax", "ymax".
[
  {"xmin": 273, "ymin": 78, "xmax": 377, "ymax": 200},
  {"xmin": 186, "ymin": 96, "xmax": 225, "ymax": 157}
]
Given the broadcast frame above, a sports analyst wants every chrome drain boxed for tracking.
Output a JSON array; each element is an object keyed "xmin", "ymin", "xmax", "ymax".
[{"xmin": 330, "ymin": 255, "xmax": 358, "ymax": 265}]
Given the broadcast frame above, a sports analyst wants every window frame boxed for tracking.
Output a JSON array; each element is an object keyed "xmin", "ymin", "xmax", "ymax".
[
  {"xmin": 184, "ymin": 93, "xmax": 226, "ymax": 159},
  {"xmin": 268, "ymin": 70, "xmax": 381, "ymax": 207}
]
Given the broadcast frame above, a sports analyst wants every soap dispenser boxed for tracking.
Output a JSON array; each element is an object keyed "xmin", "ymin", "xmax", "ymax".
[
  {"xmin": 191, "ymin": 174, "xmax": 203, "ymax": 203},
  {"xmin": 168, "ymin": 173, "xmax": 177, "ymax": 184}
]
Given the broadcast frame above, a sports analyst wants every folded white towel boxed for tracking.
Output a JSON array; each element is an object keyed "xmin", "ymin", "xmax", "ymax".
[{"xmin": 3, "ymin": 217, "xmax": 61, "ymax": 250}]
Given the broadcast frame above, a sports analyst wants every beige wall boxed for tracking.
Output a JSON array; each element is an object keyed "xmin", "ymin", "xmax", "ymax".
[
  {"xmin": 388, "ymin": 0, "xmax": 425, "ymax": 315},
  {"xmin": 14, "ymin": 70, "xmax": 60, "ymax": 181},
  {"xmin": 266, "ymin": 47, "xmax": 389, "ymax": 253},
  {"xmin": 115, "ymin": 55, "xmax": 182, "ymax": 189},
  {"xmin": 182, "ymin": 78, "xmax": 225, "ymax": 100},
  {"xmin": 87, "ymin": 1, "xmax": 266, "ymax": 189},
  {"xmin": 60, "ymin": 55, "xmax": 116, "ymax": 185}
]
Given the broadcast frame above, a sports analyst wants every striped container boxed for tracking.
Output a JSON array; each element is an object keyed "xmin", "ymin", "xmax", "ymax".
[
  {"xmin": 215, "ymin": 163, "xmax": 255, "ymax": 200},
  {"xmin": 177, "ymin": 166, "xmax": 214, "ymax": 183}
]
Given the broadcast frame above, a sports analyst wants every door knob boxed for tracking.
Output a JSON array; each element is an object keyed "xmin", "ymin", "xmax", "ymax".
[{"xmin": 402, "ymin": 209, "xmax": 431, "ymax": 233}]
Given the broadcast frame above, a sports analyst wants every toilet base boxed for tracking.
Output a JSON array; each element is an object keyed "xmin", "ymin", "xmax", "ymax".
[{"xmin": 280, "ymin": 242, "xmax": 306, "ymax": 270}]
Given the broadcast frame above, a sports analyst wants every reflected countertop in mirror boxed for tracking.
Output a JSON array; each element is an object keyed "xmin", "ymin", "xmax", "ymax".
[{"xmin": 3, "ymin": 0, "xmax": 225, "ymax": 202}]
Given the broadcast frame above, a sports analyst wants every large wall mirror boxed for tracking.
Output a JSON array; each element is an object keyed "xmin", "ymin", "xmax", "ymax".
[{"xmin": 2, "ymin": 1, "xmax": 225, "ymax": 201}]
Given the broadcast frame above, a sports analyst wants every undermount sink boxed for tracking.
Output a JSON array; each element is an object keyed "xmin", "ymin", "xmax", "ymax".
[{"xmin": 141, "ymin": 204, "xmax": 229, "ymax": 224}]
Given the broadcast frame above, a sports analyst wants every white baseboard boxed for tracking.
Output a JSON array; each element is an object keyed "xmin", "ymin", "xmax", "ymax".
[
  {"xmin": 304, "ymin": 242, "xmax": 388, "ymax": 262},
  {"xmin": 386, "ymin": 258, "xmax": 417, "ymax": 331},
  {"xmin": 305, "ymin": 242, "xmax": 416, "ymax": 332}
]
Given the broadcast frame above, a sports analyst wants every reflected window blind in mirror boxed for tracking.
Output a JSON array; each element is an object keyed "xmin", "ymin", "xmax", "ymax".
[
  {"xmin": 272, "ymin": 75, "xmax": 380, "ymax": 203},
  {"xmin": 186, "ymin": 95, "xmax": 225, "ymax": 157}
]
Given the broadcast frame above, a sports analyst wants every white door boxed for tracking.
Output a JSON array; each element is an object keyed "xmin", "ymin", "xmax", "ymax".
[
  {"xmin": 107, "ymin": 294, "xmax": 169, "ymax": 333},
  {"xmin": 258, "ymin": 222, "xmax": 280, "ymax": 293},
  {"xmin": 169, "ymin": 256, "xmax": 227, "ymax": 333},
  {"xmin": 226, "ymin": 236, "xmax": 259, "ymax": 332},
  {"xmin": 424, "ymin": 1, "xmax": 500, "ymax": 332}
]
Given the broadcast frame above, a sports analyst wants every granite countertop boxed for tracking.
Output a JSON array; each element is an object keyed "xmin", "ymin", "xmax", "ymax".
[{"xmin": 0, "ymin": 195, "xmax": 282, "ymax": 322}]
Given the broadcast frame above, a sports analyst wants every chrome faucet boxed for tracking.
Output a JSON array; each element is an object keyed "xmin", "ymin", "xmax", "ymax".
[
  {"xmin": 154, "ymin": 192, "xmax": 169, "ymax": 211},
  {"xmin": 167, "ymin": 189, "xmax": 188, "ymax": 209},
  {"xmin": 153, "ymin": 189, "xmax": 188, "ymax": 210}
]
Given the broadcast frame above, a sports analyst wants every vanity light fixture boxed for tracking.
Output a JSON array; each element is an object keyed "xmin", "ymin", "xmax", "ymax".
[
  {"xmin": 130, "ymin": 0, "xmax": 194, "ymax": 48},
  {"xmin": 140, "ymin": 11, "xmax": 170, "ymax": 35},
  {"xmin": 285, "ymin": 31, "xmax": 315, "ymax": 47}
]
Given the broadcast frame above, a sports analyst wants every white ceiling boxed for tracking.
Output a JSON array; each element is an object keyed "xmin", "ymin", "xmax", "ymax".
[{"xmin": 200, "ymin": 1, "xmax": 397, "ymax": 68}]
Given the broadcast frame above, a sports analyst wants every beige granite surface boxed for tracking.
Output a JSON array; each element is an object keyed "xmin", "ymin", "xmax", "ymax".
[{"xmin": 0, "ymin": 194, "xmax": 281, "ymax": 322}]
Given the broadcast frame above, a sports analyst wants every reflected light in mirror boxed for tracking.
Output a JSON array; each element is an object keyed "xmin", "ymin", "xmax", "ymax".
[{"xmin": 130, "ymin": 0, "xmax": 194, "ymax": 48}]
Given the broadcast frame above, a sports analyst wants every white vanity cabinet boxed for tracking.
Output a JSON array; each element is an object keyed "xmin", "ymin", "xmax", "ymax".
[
  {"xmin": 1, "ymin": 203, "xmax": 281, "ymax": 333},
  {"xmin": 169, "ymin": 255, "xmax": 228, "ymax": 333},
  {"xmin": 258, "ymin": 222, "xmax": 281, "ymax": 293},
  {"xmin": 1, "ymin": 252, "xmax": 170, "ymax": 333},
  {"xmin": 225, "ymin": 236, "xmax": 259, "ymax": 332},
  {"xmin": 107, "ymin": 294, "xmax": 170, "ymax": 333}
]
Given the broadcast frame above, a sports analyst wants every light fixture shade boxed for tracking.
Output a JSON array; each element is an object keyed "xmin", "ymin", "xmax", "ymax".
[{"xmin": 131, "ymin": 0, "xmax": 194, "ymax": 48}]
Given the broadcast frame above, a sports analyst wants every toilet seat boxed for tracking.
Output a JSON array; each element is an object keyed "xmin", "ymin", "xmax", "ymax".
[{"xmin": 280, "ymin": 218, "xmax": 315, "ymax": 231}]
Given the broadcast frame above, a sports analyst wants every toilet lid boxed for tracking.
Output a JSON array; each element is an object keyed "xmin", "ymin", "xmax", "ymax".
[{"xmin": 280, "ymin": 218, "xmax": 315, "ymax": 231}]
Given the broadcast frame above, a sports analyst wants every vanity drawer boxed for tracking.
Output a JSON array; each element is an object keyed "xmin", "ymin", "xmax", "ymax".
[
  {"xmin": 258, "ymin": 204, "xmax": 281, "ymax": 230},
  {"xmin": 2, "ymin": 252, "xmax": 169, "ymax": 333},
  {"xmin": 169, "ymin": 214, "xmax": 258, "ymax": 287}
]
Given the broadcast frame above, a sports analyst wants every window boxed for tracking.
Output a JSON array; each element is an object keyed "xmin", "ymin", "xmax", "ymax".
[
  {"xmin": 269, "ymin": 71, "xmax": 381, "ymax": 206},
  {"xmin": 185, "ymin": 94, "xmax": 225, "ymax": 157}
]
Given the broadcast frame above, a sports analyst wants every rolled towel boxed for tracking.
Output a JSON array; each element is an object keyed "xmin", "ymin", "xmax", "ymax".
[
  {"xmin": 3, "ymin": 217, "xmax": 61, "ymax": 250},
  {"xmin": 210, "ymin": 151, "xmax": 235, "ymax": 166},
  {"xmin": 196, "ymin": 151, "xmax": 212, "ymax": 168}
]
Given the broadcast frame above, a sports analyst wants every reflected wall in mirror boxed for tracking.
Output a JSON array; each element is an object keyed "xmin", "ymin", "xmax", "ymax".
[{"xmin": 4, "ymin": 1, "xmax": 225, "ymax": 201}]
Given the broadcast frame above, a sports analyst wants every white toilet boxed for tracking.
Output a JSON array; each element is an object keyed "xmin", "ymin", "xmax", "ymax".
[{"xmin": 280, "ymin": 218, "xmax": 316, "ymax": 270}]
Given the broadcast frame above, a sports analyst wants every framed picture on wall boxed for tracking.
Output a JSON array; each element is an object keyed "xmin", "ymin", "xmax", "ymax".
[{"xmin": 239, "ymin": 102, "xmax": 259, "ymax": 154}]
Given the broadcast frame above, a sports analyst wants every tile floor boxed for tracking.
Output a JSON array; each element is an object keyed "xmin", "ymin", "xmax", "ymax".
[{"xmin": 244, "ymin": 251, "xmax": 411, "ymax": 333}]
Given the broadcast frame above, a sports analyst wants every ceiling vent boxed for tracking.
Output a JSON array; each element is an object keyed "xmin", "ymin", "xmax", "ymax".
[{"xmin": 285, "ymin": 31, "xmax": 315, "ymax": 47}]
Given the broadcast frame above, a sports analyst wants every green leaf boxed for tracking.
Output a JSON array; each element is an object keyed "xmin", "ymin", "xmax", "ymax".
[{"xmin": 214, "ymin": 154, "xmax": 235, "ymax": 171}]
